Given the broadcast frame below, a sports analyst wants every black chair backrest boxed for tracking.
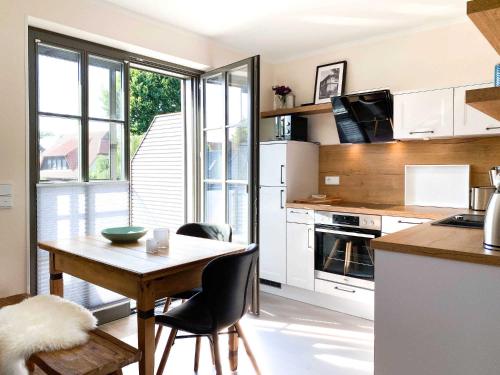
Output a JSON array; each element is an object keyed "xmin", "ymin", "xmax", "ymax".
[
  {"xmin": 176, "ymin": 223, "xmax": 232, "ymax": 242},
  {"xmin": 201, "ymin": 244, "xmax": 258, "ymax": 332}
]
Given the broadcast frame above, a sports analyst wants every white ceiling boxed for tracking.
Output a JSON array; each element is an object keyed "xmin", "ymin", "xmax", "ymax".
[{"xmin": 102, "ymin": 0, "xmax": 466, "ymax": 62}]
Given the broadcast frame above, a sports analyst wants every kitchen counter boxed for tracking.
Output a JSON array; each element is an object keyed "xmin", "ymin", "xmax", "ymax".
[
  {"xmin": 286, "ymin": 201, "xmax": 465, "ymax": 220},
  {"xmin": 374, "ymin": 221, "xmax": 500, "ymax": 375},
  {"xmin": 372, "ymin": 221, "xmax": 500, "ymax": 267}
]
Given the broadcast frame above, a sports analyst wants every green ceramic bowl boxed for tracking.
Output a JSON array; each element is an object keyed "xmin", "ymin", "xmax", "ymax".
[{"xmin": 101, "ymin": 226, "xmax": 148, "ymax": 243}]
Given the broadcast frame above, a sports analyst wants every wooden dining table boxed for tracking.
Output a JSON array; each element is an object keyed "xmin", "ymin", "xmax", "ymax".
[{"xmin": 38, "ymin": 234, "xmax": 247, "ymax": 375}]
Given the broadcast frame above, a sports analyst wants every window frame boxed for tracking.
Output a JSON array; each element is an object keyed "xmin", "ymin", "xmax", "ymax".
[{"xmin": 28, "ymin": 27, "xmax": 203, "ymax": 294}]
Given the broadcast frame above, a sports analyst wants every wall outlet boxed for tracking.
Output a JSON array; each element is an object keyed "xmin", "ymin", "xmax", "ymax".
[
  {"xmin": 0, "ymin": 195, "xmax": 12, "ymax": 208},
  {"xmin": 0, "ymin": 184, "xmax": 13, "ymax": 208},
  {"xmin": 325, "ymin": 176, "xmax": 340, "ymax": 185}
]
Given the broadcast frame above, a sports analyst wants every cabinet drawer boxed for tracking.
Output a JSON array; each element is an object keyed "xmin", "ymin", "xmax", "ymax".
[
  {"xmin": 382, "ymin": 216, "xmax": 431, "ymax": 234},
  {"xmin": 286, "ymin": 208, "xmax": 314, "ymax": 224},
  {"xmin": 315, "ymin": 279, "xmax": 374, "ymax": 307}
]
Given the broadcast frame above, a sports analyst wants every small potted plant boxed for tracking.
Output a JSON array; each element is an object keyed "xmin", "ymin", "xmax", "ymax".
[{"xmin": 272, "ymin": 85, "xmax": 294, "ymax": 109}]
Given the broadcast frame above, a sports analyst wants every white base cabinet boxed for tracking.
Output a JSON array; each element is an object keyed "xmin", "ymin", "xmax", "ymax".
[
  {"xmin": 375, "ymin": 250, "xmax": 500, "ymax": 375},
  {"xmin": 286, "ymin": 208, "xmax": 314, "ymax": 291},
  {"xmin": 259, "ymin": 186, "xmax": 287, "ymax": 283},
  {"xmin": 382, "ymin": 216, "xmax": 431, "ymax": 235}
]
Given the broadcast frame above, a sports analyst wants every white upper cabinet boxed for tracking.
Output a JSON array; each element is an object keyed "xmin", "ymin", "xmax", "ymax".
[
  {"xmin": 393, "ymin": 88, "xmax": 454, "ymax": 140},
  {"xmin": 454, "ymin": 83, "xmax": 500, "ymax": 137},
  {"xmin": 260, "ymin": 142, "xmax": 286, "ymax": 186}
]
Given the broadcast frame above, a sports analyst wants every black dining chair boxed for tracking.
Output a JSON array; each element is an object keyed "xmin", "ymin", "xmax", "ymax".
[
  {"xmin": 154, "ymin": 223, "xmax": 232, "ymax": 347},
  {"xmin": 155, "ymin": 243, "xmax": 260, "ymax": 375}
]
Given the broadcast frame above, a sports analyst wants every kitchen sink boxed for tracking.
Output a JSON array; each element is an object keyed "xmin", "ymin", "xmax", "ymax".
[{"xmin": 432, "ymin": 214, "xmax": 485, "ymax": 229}]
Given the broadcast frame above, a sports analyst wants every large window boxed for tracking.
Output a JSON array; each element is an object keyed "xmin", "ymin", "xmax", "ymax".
[{"xmin": 36, "ymin": 44, "xmax": 127, "ymax": 182}]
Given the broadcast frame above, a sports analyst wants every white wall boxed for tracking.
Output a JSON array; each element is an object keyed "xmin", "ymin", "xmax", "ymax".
[
  {"xmin": 0, "ymin": 0, "xmax": 252, "ymax": 297},
  {"xmin": 261, "ymin": 20, "xmax": 499, "ymax": 144}
]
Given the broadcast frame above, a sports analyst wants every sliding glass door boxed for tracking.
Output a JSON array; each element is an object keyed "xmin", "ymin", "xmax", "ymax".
[{"xmin": 201, "ymin": 57, "xmax": 259, "ymax": 245}]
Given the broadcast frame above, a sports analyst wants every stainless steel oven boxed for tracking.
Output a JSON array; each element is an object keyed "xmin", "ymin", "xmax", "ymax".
[{"xmin": 314, "ymin": 211, "xmax": 381, "ymax": 290}]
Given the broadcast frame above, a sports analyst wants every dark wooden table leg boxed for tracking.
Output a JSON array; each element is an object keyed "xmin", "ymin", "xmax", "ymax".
[
  {"xmin": 229, "ymin": 325, "xmax": 239, "ymax": 371},
  {"xmin": 49, "ymin": 253, "xmax": 63, "ymax": 297},
  {"xmin": 137, "ymin": 289, "xmax": 155, "ymax": 375}
]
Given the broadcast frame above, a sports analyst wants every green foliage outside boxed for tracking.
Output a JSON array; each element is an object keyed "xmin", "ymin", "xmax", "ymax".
[
  {"xmin": 129, "ymin": 68, "xmax": 181, "ymax": 135},
  {"xmin": 91, "ymin": 68, "xmax": 181, "ymax": 179}
]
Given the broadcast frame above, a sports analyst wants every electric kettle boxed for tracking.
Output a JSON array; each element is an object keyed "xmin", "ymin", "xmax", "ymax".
[{"xmin": 484, "ymin": 166, "xmax": 500, "ymax": 250}]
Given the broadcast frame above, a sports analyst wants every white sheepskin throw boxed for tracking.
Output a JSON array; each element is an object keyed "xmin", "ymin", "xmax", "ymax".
[{"xmin": 0, "ymin": 295, "xmax": 97, "ymax": 375}]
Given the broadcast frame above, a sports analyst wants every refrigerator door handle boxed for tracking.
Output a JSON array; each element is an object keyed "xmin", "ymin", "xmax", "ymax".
[
  {"xmin": 280, "ymin": 165, "xmax": 285, "ymax": 184},
  {"xmin": 280, "ymin": 189, "xmax": 285, "ymax": 209}
]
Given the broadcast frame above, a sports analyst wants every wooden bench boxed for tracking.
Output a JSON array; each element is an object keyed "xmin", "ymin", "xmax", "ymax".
[{"xmin": 0, "ymin": 294, "xmax": 141, "ymax": 375}]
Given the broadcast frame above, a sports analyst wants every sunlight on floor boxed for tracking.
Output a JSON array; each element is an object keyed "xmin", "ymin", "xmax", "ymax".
[{"xmin": 101, "ymin": 293, "xmax": 374, "ymax": 375}]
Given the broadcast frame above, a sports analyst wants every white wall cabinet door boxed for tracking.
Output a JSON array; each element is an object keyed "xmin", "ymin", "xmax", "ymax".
[
  {"xmin": 393, "ymin": 88, "xmax": 454, "ymax": 139},
  {"xmin": 260, "ymin": 143, "xmax": 286, "ymax": 186},
  {"xmin": 259, "ymin": 186, "xmax": 287, "ymax": 283},
  {"xmin": 286, "ymin": 222, "xmax": 314, "ymax": 290},
  {"xmin": 454, "ymin": 83, "xmax": 500, "ymax": 137}
]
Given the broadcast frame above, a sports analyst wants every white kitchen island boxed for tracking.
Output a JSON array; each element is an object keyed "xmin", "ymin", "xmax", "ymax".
[{"xmin": 372, "ymin": 222, "xmax": 500, "ymax": 375}]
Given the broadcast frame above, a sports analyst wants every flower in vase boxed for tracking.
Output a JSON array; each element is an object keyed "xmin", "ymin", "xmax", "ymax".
[{"xmin": 272, "ymin": 85, "xmax": 292, "ymax": 108}]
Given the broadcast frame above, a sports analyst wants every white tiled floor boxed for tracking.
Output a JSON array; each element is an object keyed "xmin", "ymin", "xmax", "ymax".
[{"xmin": 101, "ymin": 293, "xmax": 374, "ymax": 375}]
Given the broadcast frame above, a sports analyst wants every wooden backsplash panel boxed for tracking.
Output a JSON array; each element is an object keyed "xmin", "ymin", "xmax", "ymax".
[{"xmin": 319, "ymin": 137, "xmax": 500, "ymax": 205}]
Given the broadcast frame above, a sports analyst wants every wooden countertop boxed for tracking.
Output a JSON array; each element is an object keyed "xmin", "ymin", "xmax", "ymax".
[
  {"xmin": 286, "ymin": 202, "xmax": 465, "ymax": 220},
  {"xmin": 372, "ymin": 222, "xmax": 500, "ymax": 267}
]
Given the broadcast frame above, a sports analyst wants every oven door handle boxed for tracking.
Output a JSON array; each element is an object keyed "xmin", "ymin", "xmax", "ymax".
[{"xmin": 315, "ymin": 228, "xmax": 376, "ymax": 239}]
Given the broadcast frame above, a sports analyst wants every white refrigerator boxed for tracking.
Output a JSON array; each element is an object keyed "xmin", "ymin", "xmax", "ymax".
[{"xmin": 259, "ymin": 141, "xmax": 319, "ymax": 284}]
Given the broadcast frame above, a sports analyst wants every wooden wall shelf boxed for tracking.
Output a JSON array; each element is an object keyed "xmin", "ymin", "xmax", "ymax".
[
  {"xmin": 467, "ymin": 0, "xmax": 500, "ymax": 54},
  {"xmin": 466, "ymin": 86, "xmax": 500, "ymax": 120},
  {"xmin": 261, "ymin": 103, "xmax": 332, "ymax": 118}
]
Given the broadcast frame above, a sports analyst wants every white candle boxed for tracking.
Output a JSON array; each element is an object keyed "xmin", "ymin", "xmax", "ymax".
[
  {"xmin": 153, "ymin": 228, "xmax": 170, "ymax": 247},
  {"xmin": 146, "ymin": 238, "xmax": 159, "ymax": 254}
]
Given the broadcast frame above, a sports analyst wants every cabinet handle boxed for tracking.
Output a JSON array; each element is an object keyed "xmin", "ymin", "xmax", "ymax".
[
  {"xmin": 486, "ymin": 126, "xmax": 500, "ymax": 131},
  {"xmin": 397, "ymin": 220, "xmax": 422, "ymax": 225},
  {"xmin": 307, "ymin": 227, "xmax": 313, "ymax": 248},
  {"xmin": 280, "ymin": 189, "xmax": 285, "ymax": 209},
  {"xmin": 334, "ymin": 286, "xmax": 356, "ymax": 294},
  {"xmin": 290, "ymin": 210, "xmax": 308, "ymax": 215},
  {"xmin": 409, "ymin": 130, "xmax": 434, "ymax": 135},
  {"xmin": 280, "ymin": 165, "xmax": 285, "ymax": 184}
]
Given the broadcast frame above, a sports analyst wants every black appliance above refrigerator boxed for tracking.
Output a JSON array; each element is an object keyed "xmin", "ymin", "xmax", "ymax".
[
  {"xmin": 331, "ymin": 89, "xmax": 393, "ymax": 144},
  {"xmin": 274, "ymin": 115, "xmax": 308, "ymax": 141}
]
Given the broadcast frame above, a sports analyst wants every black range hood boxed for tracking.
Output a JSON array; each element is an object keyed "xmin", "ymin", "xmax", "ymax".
[{"xmin": 331, "ymin": 90, "xmax": 394, "ymax": 144}]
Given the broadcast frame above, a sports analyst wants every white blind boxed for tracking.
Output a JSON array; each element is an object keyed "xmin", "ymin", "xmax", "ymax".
[
  {"xmin": 37, "ymin": 182, "xmax": 129, "ymax": 309},
  {"xmin": 131, "ymin": 113, "xmax": 185, "ymax": 231}
]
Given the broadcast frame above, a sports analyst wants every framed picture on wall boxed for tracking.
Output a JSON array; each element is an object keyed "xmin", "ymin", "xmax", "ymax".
[{"xmin": 313, "ymin": 61, "xmax": 347, "ymax": 104}]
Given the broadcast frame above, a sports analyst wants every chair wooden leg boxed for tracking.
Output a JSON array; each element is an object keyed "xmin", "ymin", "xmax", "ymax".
[
  {"xmin": 155, "ymin": 298, "xmax": 172, "ymax": 348},
  {"xmin": 235, "ymin": 322, "xmax": 261, "ymax": 375},
  {"xmin": 156, "ymin": 328, "xmax": 177, "ymax": 375},
  {"xmin": 26, "ymin": 359, "xmax": 35, "ymax": 373},
  {"xmin": 194, "ymin": 336, "xmax": 201, "ymax": 372},
  {"xmin": 209, "ymin": 337, "xmax": 215, "ymax": 365},
  {"xmin": 212, "ymin": 333, "xmax": 223, "ymax": 375},
  {"xmin": 229, "ymin": 326, "xmax": 239, "ymax": 371}
]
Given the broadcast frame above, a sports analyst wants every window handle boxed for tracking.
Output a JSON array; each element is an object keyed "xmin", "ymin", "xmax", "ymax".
[{"xmin": 486, "ymin": 126, "xmax": 500, "ymax": 131}]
